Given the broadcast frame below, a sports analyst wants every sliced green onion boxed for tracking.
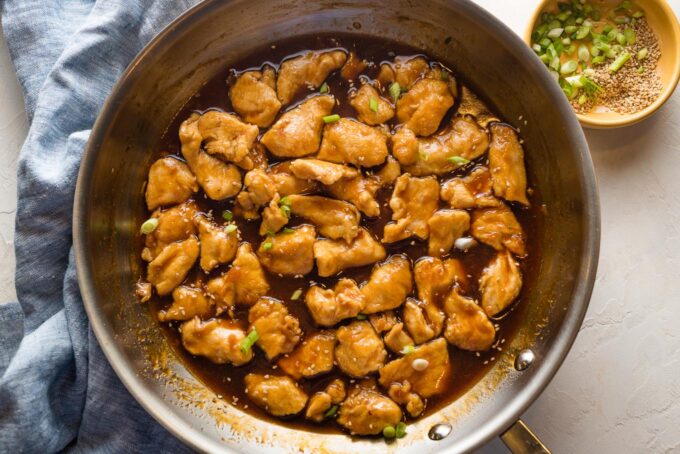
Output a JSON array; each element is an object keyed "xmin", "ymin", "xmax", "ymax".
[
  {"xmin": 540, "ymin": 37, "xmax": 552, "ymax": 49},
  {"xmin": 592, "ymin": 55, "xmax": 606, "ymax": 65},
  {"xmin": 632, "ymin": 11, "xmax": 644, "ymax": 19},
  {"xmin": 282, "ymin": 227, "xmax": 294, "ymax": 234},
  {"xmin": 603, "ymin": 24, "xmax": 614, "ymax": 34},
  {"xmin": 319, "ymin": 82, "xmax": 329, "ymax": 94},
  {"xmin": 616, "ymin": 32, "xmax": 626, "ymax": 45},
  {"xmin": 324, "ymin": 405, "xmax": 338, "ymax": 419},
  {"xmin": 620, "ymin": 0, "xmax": 632, "ymax": 10},
  {"xmin": 369, "ymin": 97, "xmax": 379, "ymax": 113},
  {"xmin": 564, "ymin": 44, "xmax": 577, "ymax": 55},
  {"xmin": 614, "ymin": 15, "xmax": 630, "ymax": 24},
  {"xmin": 356, "ymin": 314, "xmax": 367, "ymax": 320},
  {"xmin": 578, "ymin": 44, "xmax": 590, "ymax": 62},
  {"xmin": 637, "ymin": 66, "xmax": 646, "ymax": 74},
  {"xmin": 547, "ymin": 27, "xmax": 564, "ymax": 39},
  {"xmin": 637, "ymin": 47, "xmax": 648, "ymax": 60},
  {"xmin": 279, "ymin": 196, "xmax": 291, "ymax": 206},
  {"xmin": 222, "ymin": 210, "xmax": 233, "ymax": 221},
  {"xmin": 532, "ymin": 43, "xmax": 542, "ymax": 53},
  {"xmin": 225, "ymin": 224, "xmax": 238, "ymax": 234},
  {"xmin": 140, "ymin": 218, "xmax": 159, "ymax": 234},
  {"xmin": 382, "ymin": 425, "xmax": 396, "ymax": 439},
  {"xmin": 323, "ymin": 114, "xmax": 340, "ymax": 124},
  {"xmin": 590, "ymin": 46, "xmax": 600, "ymax": 57},
  {"xmin": 575, "ymin": 25, "xmax": 591, "ymax": 39},
  {"xmin": 562, "ymin": 37, "xmax": 571, "ymax": 45},
  {"xmin": 262, "ymin": 240, "xmax": 273, "ymax": 251},
  {"xmin": 539, "ymin": 53, "xmax": 551, "ymax": 64},
  {"xmin": 401, "ymin": 345, "xmax": 415, "ymax": 355},
  {"xmin": 606, "ymin": 29, "xmax": 619, "ymax": 42},
  {"xmin": 578, "ymin": 94, "xmax": 588, "ymax": 105},
  {"xmin": 624, "ymin": 28, "xmax": 636, "ymax": 45},
  {"xmin": 291, "ymin": 289, "xmax": 303, "ymax": 300},
  {"xmin": 280, "ymin": 205, "xmax": 291, "ymax": 218},
  {"xmin": 609, "ymin": 51, "xmax": 631, "ymax": 72},
  {"xmin": 395, "ymin": 422, "xmax": 407, "ymax": 438},
  {"xmin": 560, "ymin": 60, "xmax": 578, "ymax": 74},
  {"xmin": 564, "ymin": 25, "xmax": 578, "ymax": 35},
  {"xmin": 389, "ymin": 82, "xmax": 401, "ymax": 103},
  {"xmin": 447, "ymin": 156, "xmax": 470, "ymax": 166},
  {"xmin": 240, "ymin": 328, "xmax": 259, "ymax": 355}
]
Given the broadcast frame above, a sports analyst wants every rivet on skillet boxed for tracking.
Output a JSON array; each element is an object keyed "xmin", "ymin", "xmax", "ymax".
[
  {"xmin": 428, "ymin": 423, "xmax": 452, "ymax": 440},
  {"xmin": 514, "ymin": 349, "xmax": 536, "ymax": 371}
]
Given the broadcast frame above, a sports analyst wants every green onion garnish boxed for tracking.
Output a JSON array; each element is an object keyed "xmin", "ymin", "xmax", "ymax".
[
  {"xmin": 240, "ymin": 328, "xmax": 259, "ymax": 355},
  {"xmin": 319, "ymin": 82, "xmax": 329, "ymax": 94},
  {"xmin": 222, "ymin": 210, "xmax": 233, "ymax": 221},
  {"xmin": 395, "ymin": 422, "xmax": 407, "ymax": 438},
  {"xmin": 578, "ymin": 94, "xmax": 588, "ymax": 105},
  {"xmin": 279, "ymin": 196, "xmax": 291, "ymax": 207},
  {"xmin": 637, "ymin": 66, "xmax": 646, "ymax": 74},
  {"xmin": 280, "ymin": 204, "xmax": 291, "ymax": 218},
  {"xmin": 447, "ymin": 156, "xmax": 470, "ymax": 166},
  {"xmin": 389, "ymin": 82, "xmax": 401, "ymax": 104},
  {"xmin": 547, "ymin": 27, "xmax": 564, "ymax": 39},
  {"xmin": 609, "ymin": 51, "xmax": 631, "ymax": 73},
  {"xmin": 282, "ymin": 227, "xmax": 294, "ymax": 234},
  {"xmin": 578, "ymin": 44, "xmax": 590, "ymax": 62},
  {"xmin": 140, "ymin": 218, "xmax": 159, "ymax": 234},
  {"xmin": 262, "ymin": 241, "xmax": 273, "ymax": 251},
  {"xmin": 624, "ymin": 28, "xmax": 636, "ymax": 45},
  {"xmin": 632, "ymin": 11, "xmax": 644, "ymax": 18},
  {"xmin": 369, "ymin": 97, "xmax": 379, "ymax": 113},
  {"xmin": 323, "ymin": 114, "xmax": 340, "ymax": 124},
  {"xmin": 575, "ymin": 25, "xmax": 591, "ymax": 39},
  {"xmin": 382, "ymin": 425, "xmax": 396, "ymax": 439},
  {"xmin": 560, "ymin": 60, "xmax": 578, "ymax": 75},
  {"xmin": 637, "ymin": 47, "xmax": 648, "ymax": 60},
  {"xmin": 291, "ymin": 289, "xmax": 302, "ymax": 300},
  {"xmin": 324, "ymin": 405, "xmax": 339, "ymax": 418},
  {"xmin": 225, "ymin": 224, "xmax": 238, "ymax": 234},
  {"xmin": 401, "ymin": 345, "xmax": 415, "ymax": 355}
]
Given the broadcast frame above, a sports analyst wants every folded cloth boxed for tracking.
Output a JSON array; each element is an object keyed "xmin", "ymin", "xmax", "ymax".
[{"xmin": 0, "ymin": 1, "xmax": 201, "ymax": 451}]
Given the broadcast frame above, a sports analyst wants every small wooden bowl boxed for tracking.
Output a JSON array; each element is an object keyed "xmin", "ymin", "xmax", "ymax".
[{"xmin": 524, "ymin": 0, "xmax": 680, "ymax": 128}]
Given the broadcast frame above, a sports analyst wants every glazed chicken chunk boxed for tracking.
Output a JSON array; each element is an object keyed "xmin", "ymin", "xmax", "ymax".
[
  {"xmin": 179, "ymin": 114, "xmax": 242, "ymax": 200},
  {"xmin": 235, "ymin": 169, "xmax": 278, "ymax": 218},
  {"xmin": 479, "ymin": 250, "xmax": 523, "ymax": 317},
  {"xmin": 261, "ymin": 95, "xmax": 335, "ymax": 158},
  {"xmin": 440, "ymin": 166, "xmax": 500, "ymax": 209},
  {"xmin": 337, "ymin": 384, "xmax": 402, "ymax": 435},
  {"xmin": 388, "ymin": 381, "xmax": 425, "ymax": 418},
  {"xmin": 287, "ymin": 195, "xmax": 360, "ymax": 242},
  {"xmin": 378, "ymin": 337, "xmax": 451, "ymax": 398},
  {"xmin": 377, "ymin": 56, "xmax": 429, "ymax": 89},
  {"xmin": 197, "ymin": 110, "xmax": 259, "ymax": 169},
  {"xmin": 383, "ymin": 174, "xmax": 439, "ymax": 243},
  {"xmin": 335, "ymin": 321, "xmax": 387, "ymax": 377},
  {"xmin": 471, "ymin": 204, "xmax": 526, "ymax": 256},
  {"xmin": 384, "ymin": 323, "xmax": 415, "ymax": 354},
  {"xmin": 375, "ymin": 156, "xmax": 402, "ymax": 187},
  {"xmin": 278, "ymin": 331, "xmax": 337, "ymax": 379},
  {"xmin": 194, "ymin": 214, "xmax": 239, "ymax": 272},
  {"xmin": 228, "ymin": 66, "xmax": 281, "ymax": 127},
  {"xmin": 443, "ymin": 288, "xmax": 496, "ymax": 351},
  {"xmin": 145, "ymin": 157, "xmax": 198, "ymax": 211},
  {"xmin": 340, "ymin": 51, "xmax": 368, "ymax": 81},
  {"xmin": 314, "ymin": 228, "xmax": 386, "ymax": 277},
  {"xmin": 360, "ymin": 255, "xmax": 412, "ymax": 314},
  {"xmin": 158, "ymin": 285, "xmax": 214, "ymax": 322},
  {"xmin": 414, "ymin": 256, "xmax": 467, "ymax": 305},
  {"xmin": 248, "ymin": 297, "xmax": 302, "ymax": 360},
  {"xmin": 488, "ymin": 123, "xmax": 529, "ymax": 205},
  {"xmin": 147, "ymin": 236, "xmax": 199, "ymax": 296},
  {"xmin": 142, "ymin": 201, "xmax": 198, "ymax": 261},
  {"xmin": 396, "ymin": 78, "xmax": 454, "ymax": 136},
  {"xmin": 180, "ymin": 317, "xmax": 253, "ymax": 366},
  {"xmin": 368, "ymin": 311, "xmax": 399, "ymax": 333},
  {"xmin": 403, "ymin": 298, "xmax": 443, "ymax": 344},
  {"xmin": 244, "ymin": 374, "xmax": 308, "ymax": 416},
  {"xmin": 288, "ymin": 158, "xmax": 359, "ymax": 185},
  {"xmin": 269, "ymin": 161, "xmax": 319, "ymax": 196},
  {"xmin": 276, "ymin": 50, "xmax": 347, "ymax": 104},
  {"xmin": 427, "ymin": 209, "xmax": 470, "ymax": 257},
  {"xmin": 306, "ymin": 379, "xmax": 346, "ymax": 422},
  {"xmin": 257, "ymin": 224, "xmax": 316, "ymax": 275},
  {"xmin": 259, "ymin": 195, "xmax": 289, "ymax": 235},
  {"xmin": 317, "ymin": 118, "xmax": 389, "ymax": 167},
  {"xmin": 350, "ymin": 83, "xmax": 394, "ymax": 125},
  {"xmin": 325, "ymin": 173, "xmax": 381, "ymax": 217},
  {"xmin": 305, "ymin": 278, "xmax": 365, "ymax": 327}
]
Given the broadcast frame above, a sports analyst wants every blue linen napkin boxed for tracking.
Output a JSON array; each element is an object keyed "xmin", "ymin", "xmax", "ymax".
[{"xmin": 0, "ymin": 1, "xmax": 201, "ymax": 451}]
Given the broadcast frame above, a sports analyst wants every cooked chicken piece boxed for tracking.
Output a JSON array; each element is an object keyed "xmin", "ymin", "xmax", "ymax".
[
  {"xmin": 261, "ymin": 95, "xmax": 335, "ymax": 158},
  {"xmin": 277, "ymin": 50, "xmax": 347, "ymax": 104},
  {"xmin": 377, "ymin": 56, "xmax": 429, "ymax": 89},
  {"xmin": 142, "ymin": 201, "xmax": 198, "ymax": 261},
  {"xmin": 471, "ymin": 204, "xmax": 526, "ymax": 256},
  {"xmin": 248, "ymin": 142, "xmax": 269, "ymax": 170},
  {"xmin": 457, "ymin": 85, "xmax": 500, "ymax": 128},
  {"xmin": 414, "ymin": 256, "xmax": 467, "ymax": 305},
  {"xmin": 396, "ymin": 78, "xmax": 454, "ymax": 136},
  {"xmin": 479, "ymin": 250, "xmax": 522, "ymax": 317},
  {"xmin": 325, "ymin": 173, "xmax": 381, "ymax": 217},
  {"xmin": 369, "ymin": 311, "xmax": 398, "ymax": 333},
  {"xmin": 158, "ymin": 285, "xmax": 214, "ymax": 322},
  {"xmin": 440, "ymin": 166, "xmax": 500, "ymax": 209},
  {"xmin": 317, "ymin": 118, "xmax": 389, "ymax": 167},
  {"xmin": 403, "ymin": 299, "xmax": 439, "ymax": 344},
  {"xmin": 443, "ymin": 288, "xmax": 495, "ymax": 351},
  {"xmin": 402, "ymin": 116, "xmax": 490, "ymax": 176},
  {"xmin": 244, "ymin": 374, "xmax": 308, "ymax": 416},
  {"xmin": 350, "ymin": 84, "xmax": 394, "ymax": 125},
  {"xmin": 383, "ymin": 323, "xmax": 415, "ymax": 354},
  {"xmin": 135, "ymin": 280, "xmax": 152, "ymax": 303},
  {"xmin": 488, "ymin": 123, "xmax": 529, "ymax": 205},
  {"xmin": 205, "ymin": 243, "xmax": 269, "ymax": 313},
  {"xmin": 375, "ymin": 156, "xmax": 401, "ymax": 187},
  {"xmin": 194, "ymin": 214, "xmax": 239, "ymax": 272},
  {"xmin": 314, "ymin": 228, "xmax": 386, "ymax": 277},
  {"xmin": 287, "ymin": 195, "xmax": 360, "ymax": 242},
  {"xmin": 197, "ymin": 110, "xmax": 259, "ymax": 169},
  {"xmin": 259, "ymin": 197, "xmax": 289, "ymax": 236},
  {"xmin": 305, "ymin": 279, "xmax": 365, "ymax": 326},
  {"xmin": 257, "ymin": 224, "xmax": 316, "ymax": 275},
  {"xmin": 382, "ymin": 174, "xmax": 439, "ymax": 243},
  {"xmin": 337, "ymin": 385, "xmax": 402, "ymax": 435},
  {"xmin": 145, "ymin": 157, "xmax": 198, "ymax": 210},
  {"xmin": 228, "ymin": 66, "xmax": 281, "ymax": 127},
  {"xmin": 391, "ymin": 127, "xmax": 419, "ymax": 166},
  {"xmin": 378, "ymin": 337, "xmax": 450, "ymax": 398},
  {"xmin": 289, "ymin": 159, "xmax": 359, "ymax": 185},
  {"xmin": 269, "ymin": 161, "xmax": 319, "ymax": 196},
  {"xmin": 305, "ymin": 379, "xmax": 346, "ymax": 422},
  {"xmin": 278, "ymin": 331, "xmax": 336, "ymax": 379},
  {"xmin": 335, "ymin": 321, "xmax": 387, "ymax": 377},
  {"xmin": 179, "ymin": 114, "xmax": 242, "ymax": 200},
  {"xmin": 388, "ymin": 381, "xmax": 425, "ymax": 418},
  {"xmin": 147, "ymin": 236, "xmax": 199, "ymax": 296},
  {"xmin": 360, "ymin": 255, "xmax": 412, "ymax": 314},
  {"xmin": 180, "ymin": 317, "xmax": 252, "ymax": 366},
  {"xmin": 427, "ymin": 210, "xmax": 470, "ymax": 257},
  {"xmin": 248, "ymin": 297, "xmax": 302, "ymax": 360},
  {"xmin": 235, "ymin": 169, "xmax": 278, "ymax": 218},
  {"xmin": 340, "ymin": 51, "xmax": 367, "ymax": 81}
]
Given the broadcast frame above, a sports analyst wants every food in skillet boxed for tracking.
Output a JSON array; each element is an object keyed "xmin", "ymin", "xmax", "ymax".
[{"xmin": 136, "ymin": 41, "xmax": 534, "ymax": 440}]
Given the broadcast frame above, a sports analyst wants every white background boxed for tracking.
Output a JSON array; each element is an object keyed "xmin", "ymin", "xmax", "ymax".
[{"xmin": 1, "ymin": 1, "xmax": 679, "ymax": 452}]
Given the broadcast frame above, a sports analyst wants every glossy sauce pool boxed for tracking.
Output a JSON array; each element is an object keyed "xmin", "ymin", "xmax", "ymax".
[{"xmin": 144, "ymin": 34, "xmax": 543, "ymax": 435}]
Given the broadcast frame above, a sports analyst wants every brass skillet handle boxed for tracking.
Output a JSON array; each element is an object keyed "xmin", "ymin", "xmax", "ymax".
[{"xmin": 500, "ymin": 419, "xmax": 551, "ymax": 454}]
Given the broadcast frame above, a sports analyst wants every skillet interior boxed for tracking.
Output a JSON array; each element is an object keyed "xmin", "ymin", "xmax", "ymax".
[{"xmin": 73, "ymin": 0, "xmax": 600, "ymax": 452}]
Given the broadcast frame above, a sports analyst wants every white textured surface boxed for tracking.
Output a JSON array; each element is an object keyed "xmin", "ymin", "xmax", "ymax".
[{"xmin": 0, "ymin": 2, "xmax": 679, "ymax": 452}]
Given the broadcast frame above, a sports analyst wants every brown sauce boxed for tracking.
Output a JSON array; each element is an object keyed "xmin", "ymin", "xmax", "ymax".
[{"xmin": 144, "ymin": 33, "xmax": 543, "ymax": 435}]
